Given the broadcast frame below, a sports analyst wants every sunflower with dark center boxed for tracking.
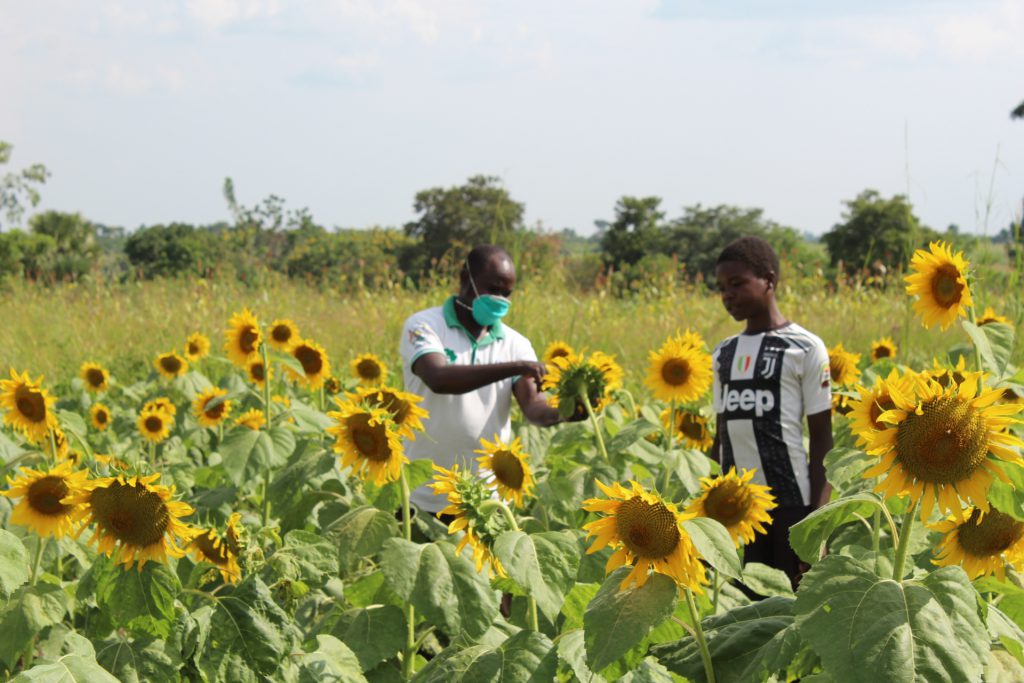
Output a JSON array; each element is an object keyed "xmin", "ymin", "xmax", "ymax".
[
  {"xmin": 932, "ymin": 507, "xmax": 1024, "ymax": 580},
  {"xmin": 687, "ymin": 468, "xmax": 776, "ymax": 547},
  {"xmin": 349, "ymin": 352, "xmax": 388, "ymax": 387},
  {"xmin": 70, "ymin": 473, "xmax": 197, "ymax": 569},
  {"xmin": 645, "ymin": 332, "xmax": 712, "ymax": 404},
  {"xmin": 3, "ymin": 460, "xmax": 90, "ymax": 538},
  {"xmin": 90, "ymin": 403, "xmax": 112, "ymax": 431},
  {"xmin": 925, "ymin": 355, "xmax": 969, "ymax": 390},
  {"xmin": 79, "ymin": 362, "xmax": 110, "ymax": 393},
  {"xmin": 225, "ymin": 308, "xmax": 263, "ymax": 368},
  {"xmin": 184, "ymin": 332, "xmax": 211, "ymax": 361},
  {"xmin": 137, "ymin": 408, "xmax": 172, "ymax": 443},
  {"xmin": 194, "ymin": 387, "xmax": 233, "ymax": 428},
  {"xmin": 476, "ymin": 435, "xmax": 534, "ymax": 507},
  {"xmin": 154, "ymin": 351, "xmax": 188, "ymax": 380},
  {"xmin": 847, "ymin": 368, "xmax": 917, "ymax": 449},
  {"xmin": 326, "ymin": 399, "xmax": 406, "ymax": 485},
  {"xmin": 976, "ymin": 306, "xmax": 1011, "ymax": 327},
  {"xmin": 583, "ymin": 479, "xmax": 707, "ymax": 591},
  {"xmin": 661, "ymin": 407, "xmax": 714, "ymax": 450},
  {"xmin": 268, "ymin": 319, "xmax": 299, "ymax": 351},
  {"xmin": 542, "ymin": 340, "xmax": 575, "ymax": 367},
  {"xmin": 429, "ymin": 464, "xmax": 510, "ymax": 577},
  {"xmin": 190, "ymin": 526, "xmax": 241, "ymax": 584},
  {"xmin": 543, "ymin": 350, "xmax": 623, "ymax": 418},
  {"xmin": 0, "ymin": 369, "xmax": 57, "ymax": 444},
  {"xmin": 245, "ymin": 358, "xmax": 270, "ymax": 389},
  {"xmin": 870, "ymin": 337, "xmax": 898, "ymax": 362},
  {"xmin": 235, "ymin": 408, "xmax": 266, "ymax": 431},
  {"xmin": 287, "ymin": 339, "xmax": 331, "ymax": 390},
  {"xmin": 904, "ymin": 241, "xmax": 973, "ymax": 330},
  {"xmin": 827, "ymin": 342, "xmax": 861, "ymax": 387},
  {"xmin": 864, "ymin": 371, "xmax": 1024, "ymax": 520},
  {"xmin": 324, "ymin": 376, "xmax": 342, "ymax": 395},
  {"xmin": 351, "ymin": 386, "xmax": 428, "ymax": 440}
]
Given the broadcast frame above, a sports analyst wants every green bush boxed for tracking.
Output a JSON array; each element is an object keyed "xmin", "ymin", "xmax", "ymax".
[{"xmin": 123, "ymin": 223, "xmax": 226, "ymax": 278}]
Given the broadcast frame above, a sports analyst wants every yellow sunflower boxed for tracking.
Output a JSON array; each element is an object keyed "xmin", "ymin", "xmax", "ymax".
[
  {"xmin": 70, "ymin": 473, "xmax": 197, "ymax": 570},
  {"xmin": 932, "ymin": 507, "xmax": 1024, "ymax": 580},
  {"xmin": 870, "ymin": 337, "xmax": 898, "ymax": 362},
  {"xmin": 349, "ymin": 352, "xmax": 388, "ymax": 387},
  {"xmin": 828, "ymin": 342, "xmax": 861, "ymax": 387},
  {"xmin": 225, "ymin": 512, "xmax": 243, "ymax": 555},
  {"xmin": 267, "ymin": 319, "xmax": 299, "ymax": 351},
  {"xmin": 0, "ymin": 369, "xmax": 57, "ymax": 444},
  {"xmin": 154, "ymin": 352, "xmax": 188, "ymax": 380},
  {"xmin": 350, "ymin": 386, "xmax": 429, "ymax": 440},
  {"xmin": 645, "ymin": 334, "xmax": 713, "ymax": 404},
  {"xmin": 184, "ymin": 332, "xmax": 211, "ymax": 361},
  {"xmin": 137, "ymin": 409, "xmax": 172, "ymax": 443},
  {"xmin": 94, "ymin": 454, "xmax": 130, "ymax": 471},
  {"xmin": 3, "ymin": 460, "xmax": 90, "ymax": 538},
  {"xmin": 143, "ymin": 397, "xmax": 177, "ymax": 417},
  {"xmin": 662, "ymin": 407, "xmax": 714, "ymax": 450},
  {"xmin": 287, "ymin": 339, "xmax": 331, "ymax": 390},
  {"xmin": 976, "ymin": 307, "xmax": 1011, "ymax": 327},
  {"xmin": 193, "ymin": 387, "xmax": 233, "ymax": 428},
  {"xmin": 924, "ymin": 355, "xmax": 969, "ymax": 391},
  {"xmin": 583, "ymin": 479, "xmax": 707, "ymax": 591},
  {"xmin": 542, "ymin": 341, "xmax": 575, "ymax": 367},
  {"xmin": 324, "ymin": 376, "xmax": 342, "ymax": 395},
  {"xmin": 235, "ymin": 408, "xmax": 266, "ymax": 431},
  {"xmin": 864, "ymin": 371, "xmax": 1024, "ymax": 520},
  {"xmin": 686, "ymin": 468, "xmax": 776, "ymax": 547},
  {"xmin": 429, "ymin": 464, "xmax": 508, "ymax": 577},
  {"xmin": 225, "ymin": 309, "xmax": 263, "ymax": 368},
  {"xmin": 246, "ymin": 358, "xmax": 270, "ymax": 389},
  {"xmin": 90, "ymin": 403, "xmax": 112, "ymax": 431},
  {"xmin": 543, "ymin": 350, "xmax": 623, "ymax": 418},
  {"xmin": 79, "ymin": 362, "xmax": 110, "ymax": 393},
  {"xmin": 847, "ymin": 369, "xmax": 917, "ymax": 449},
  {"xmin": 904, "ymin": 241, "xmax": 973, "ymax": 330},
  {"xmin": 190, "ymin": 526, "xmax": 242, "ymax": 584},
  {"xmin": 326, "ymin": 400, "xmax": 406, "ymax": 485},
  {"xmin": 475, "ymin": 435, "xmax": 535, "ymax": 507},
  {"xmin": 44, "ymin": 426, "xmax": 70, "ymax": 460}
]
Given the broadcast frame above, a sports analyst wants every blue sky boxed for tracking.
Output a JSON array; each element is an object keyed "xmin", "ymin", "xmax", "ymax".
[{"xmin": 2, "ymin": 0, "xmax": 1022, "ymax": 236}]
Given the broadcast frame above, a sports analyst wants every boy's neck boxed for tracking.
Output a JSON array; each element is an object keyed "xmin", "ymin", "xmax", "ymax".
[{"xmin": 744, "ymin": 302, "xmax": 788, "ymax": 334}]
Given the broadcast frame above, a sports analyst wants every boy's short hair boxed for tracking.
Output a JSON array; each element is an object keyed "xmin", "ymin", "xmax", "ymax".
[{"xmin": 716, "ymin": 236, "xmax": 780, "ymax": 280}]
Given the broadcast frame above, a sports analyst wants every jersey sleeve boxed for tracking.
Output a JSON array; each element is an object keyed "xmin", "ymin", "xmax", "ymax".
[
  {"xmin": 400, "ymin": 315, "xmax": 445, "ymax": 368},
  {"xmin": 802, "ymin": 339, "xmax": 832, "ymax": 415}
]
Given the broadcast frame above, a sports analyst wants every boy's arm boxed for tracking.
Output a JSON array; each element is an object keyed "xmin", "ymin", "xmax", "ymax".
[
  {"xmin": 806, "ymin": 409, "xmax": 833, "ymax": 509},
  {"xmin": 709, "ymin": 414, "xmax": 722, "ymax": 463}
]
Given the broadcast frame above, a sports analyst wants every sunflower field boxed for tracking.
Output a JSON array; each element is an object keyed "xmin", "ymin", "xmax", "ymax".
[{"xmin": 1, "ymin": 240, "xmax": 1024, "ymax": 682}]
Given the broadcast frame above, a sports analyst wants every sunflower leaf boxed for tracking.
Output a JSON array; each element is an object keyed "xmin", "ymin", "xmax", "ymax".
[
  {"xmin": 681, "ymin": 517, "xmax": 742, "ymax": 581},
  {"xmin": 410, "ymin": 630, "xmax": 557, "ymax": 683},
  {"xmin": 0, "ymin": 582, "xmax": 71, "ymax": 670},
  {"xmin": 324, "ymin": 506, "xmax": 398, "ymax": 576},
  {"xmin": 94, "ymin": 633, "xmax": 184, "ymax": 683},
  {"xmin": 219, "ymin": 427, "xmax": 294, "ymax": 486},
  {"xmin": 583, "ymin": 568, "xmax": 678, "ymax": 672},
  {"xmin": 11, "ymin": 653, "xmax": 120, "ymax": 683},
  {"xmin": 96, "ymin": 561, "xmax": 180, "ymax": 639},
  {"xmin": 298, "ymin": 635, "xmax": 368, "ymax": 683},
  {"xmin": 793, "ymin": 555, "xmax": 988, "ymax": 683},
  {"xmin": 492, "ymin": 530, "xmax": 581, "ymax": 622},
  {"xmin": 327, "ymin": 605, "xmax": 406, "ymax": 672},
  {"xmin": 987, "ymin": 461, "xmax": 1024, "ymax": 522},
  {"xmin": 788, "ymin": 491, "xmax": 883, "ymax": 564},
  {"xmin": 0, "ymin": 529, "xmax": 30, "ymax": 598},
  {"xmin": 268, "ymin": 529, "xmax": 340, "ymax": 586},
  {"xmin": 961, "ymin": 320, "xmax": 1014, "ymax": 379}
]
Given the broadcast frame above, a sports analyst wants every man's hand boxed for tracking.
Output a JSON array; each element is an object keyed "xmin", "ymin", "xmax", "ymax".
[{"xmin": 516, "ymin": 360, "xmax": 548, "ymax": 390}]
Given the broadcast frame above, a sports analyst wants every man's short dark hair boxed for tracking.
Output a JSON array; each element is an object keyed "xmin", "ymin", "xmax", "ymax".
[
  {"xmin": 464, "ymin": 245, "xmax": 511, "ymax": 278},
  {"xmin": 716, "ymin": 236, "xmax": 780, "ymax": 280}
]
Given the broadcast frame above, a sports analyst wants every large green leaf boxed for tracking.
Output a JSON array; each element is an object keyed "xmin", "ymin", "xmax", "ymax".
[
  {"xmin": 987, "ymin": 646, "xmax": 1024, "ymax": 683},
  {"xmin": 324, "ymin": 506, "xmax": 399, "ymax": 575},
  {"xmin": 962, "ymin": 320, "xmax": 1014, "ymax": 379},
  {"xmin": 95, "ymin": 634, "xmax": 184, "ymax": 683},
  {"xmin": 789, "ymin": 492, "xmax": 882, "ymax": 564},
  {"xmin": 583, "ymin": 568, "xmax": 678, "ymax": 672},
  {"xmin": 380, "ymin": 538, "xmax": 499, "ymax": 640},
  {"xmin": 299, "ymin": 635, "xmax": 368, "ymax": 683},
  {"xmin": 12, "ymin": 654, "xmax": 120, "ymax": 683},
  {"xmin": 682, "ymin": 517, "xmax": 742, "ymax": 580},
  {"xmin": 220, "ymin": 426, "xmax": 295, "ymax": 485},
  {"xmin": 96, "ymin": 561, "xmax": 180, "ymax": 639},
  {"xmin": 411, "ymin": 630, "xmax": 558, "ymax": 682},
  {"xmin": 988, "ymin": 461, "xmax": 1024, "ymax": 522},
  {"xmin": 556, "ymin": 629, "xmax": 605, "ymax": 683},
  {"xmin": 824, "ymin": 447, "xmax": 874, "ymax": 495},
  {"xmin": 794, "ymin": 555, "xmax": 988, "ymax": 683},
  {"xmin": 0, "ymin": 529, "xmax": 30, "ymax": 597},
  {"xmin": 367, "ymin": 459, "xmax": 433, "ymax": 513},
  {"xmin": 492, "ymin": 530, "xmax": 580, "ymax": 622},
  {"xmin": 328, "ymin": 605, "xmax": 406, "ymax": 672},
  {"xmin": 269, "ymin": 529, "xmax": 340, "ymax": 585},
  {"xmin": 606, "ymin": 418, "xmax": 661, "ymax": 456},
  {"xmin": 741, "ymin": 562, "xmax": 794, "ymax": 597},
  {"xmin": 0, "ymin": 582, "xmax": 71, "ymax": 669},
  {"xmin": 617, "ymin": 657, "xmax": 676, "ymax": 682}
]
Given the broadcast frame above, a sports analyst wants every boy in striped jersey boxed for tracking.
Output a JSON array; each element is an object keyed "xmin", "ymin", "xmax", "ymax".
[{"xmin": 710, "ymin": 236, "xmax": 834, "ymax": 586}]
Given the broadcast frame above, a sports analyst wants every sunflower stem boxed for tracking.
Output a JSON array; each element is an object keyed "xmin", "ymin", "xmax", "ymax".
[
  {"xmin": 685, "ymin": 587, "xmax": 716, "ymax": 683},
  {"xmin": 711, "ymin": 568, "xmax": 720, "ymax": 613},
  {"xmin": 660, "ymin": 401, "xmax": 676, "ymax": 496},
  {"xmin": 399, "ymin": 465, "xmax": 417, "ymax": 680},
  {"xmin": 580, "ymin": 390, "xmax": 609, "ymax": 462},
  {"xmin": 30, "ymin": 535, "xmax": 46, "ymax": 585},
  {"xmin": 891, "ymin": 499, "xmax": 918, "ymax": 582},
  {"xmin": 47, "ymin": 427, "xmax": 59, "ymax": 463},
  {"xmin": 260, "ymin": 341, "xmax": 273, "ymax": 529},
  {"xmin": 871, "ymin": 509, "xmax": 881, "ymax": 575}
]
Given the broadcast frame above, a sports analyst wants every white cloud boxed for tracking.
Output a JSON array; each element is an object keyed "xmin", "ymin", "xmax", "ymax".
[
  {"xmin": 935, "ymin": 0, "xmax": 1024, "ymax": 61},
  {"xmin": 185, "ymin": 0, "xmax": 283, "ymax": 30},
  {"xmin": 105, "ymin": 63, "xmax": 152, "ymax": 94}
]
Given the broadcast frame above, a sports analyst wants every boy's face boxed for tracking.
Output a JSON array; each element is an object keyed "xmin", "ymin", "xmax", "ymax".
[{"xmin": 715, "ymin": 260, "xmax": 774, "ymax": 321}]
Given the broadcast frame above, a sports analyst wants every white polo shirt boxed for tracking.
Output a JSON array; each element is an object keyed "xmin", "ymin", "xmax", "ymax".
[{"xmin": 399, "ymin": 297, "xmax": 538, "ymax": 513}]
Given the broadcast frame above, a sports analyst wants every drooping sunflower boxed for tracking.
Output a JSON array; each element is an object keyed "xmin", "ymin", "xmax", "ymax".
[
  {"xmin": 870, "ymin": 337, "xmax": 898, "ymax": 362},
  {"xmin": 0, "ymin": 369, "xmax": 57, "ymax": 444},
  {"xmin": 583, "ymin": 479, "xmax": 707, "ymax": 591},
  {"xmin": 904, "ymin": 241, "xmax": 973, "ymax": 330},
  {"xmin": 324, "ymin": 376, "xmax": 342, "ymax": 395},
  {"xmin": 350, "ymin": 386, "xmax": 428, "ymax": 440},
  {"xmin": 267, "ymin": 319, "xmax": 299, "ymax": 351},
  {"xmin": 475, "ymin": 435, "xmax": 535, "ymax": 507},
  {"xmin": 349, "ymin": 353, "xmax": 388, "ymax": 387},
  {"xmin": 90, "ymin": 403, "xmax": 112, "ymax": 431},
  {"xmin": 847, "ymin": 369, "xmax": 917, "ymax": 449},
  {"xmin": 137, "ymin": 408, "xmax": 172, "ymax": 443},
  {"xmin": 225, "ymin": 512, "xmax": 243, "ymax": 555},
  {"xmin": 662, "ymin": 407, "xmax": 714, "ymax": 451},
  {"xmin": 543, "ymin": 350, "xmax": 623, "ymax": 418},
  {"xmin": 864, "ymin": 371, "xmax": 1024, "ymax": 520},
  {"xmin": 976, "ymin": 307, "xmax": 1011, "ymax": 327},
  {"xmin": 44, "ymin": 426, "xmax": 70, "ymax": 460},
  {"xmin": 246, "ymin": 358, "xmax": 270, "ymax": 388},
  {"xmin": 184, "ymin": 332, "xmax": 211, "ymax": 362},
  {"xmin": 542, "ymin": 341, "xmax": 575, "ymax": 367},
  {"xmin": 235, "ymin": 408, "xmax": 266, "ymax": 431},
  {"xmin": 154, "ymin": 352, "xmax": 188, "ymax": 380},
  {"xmin": 287, "ymin": 339, "xmax": 331, "ymax": 390},
  {"xmin": 190, "ymin": 525, "xmax": 242, "ymax": 584},
  {"xmin": 932, "ymin": 507, "xmax": 1024, "ymax": 580},
  {"xmin": 925, "ymin": 355, "xmax": 969, "ymax": 390},
  {"xmin": 94, "ymin": 454, "xmax": 130, "ymax": 472},
  {"xmin": 79, "ymin": 362, "xmax": 110, "ymax": 393},
  {"xmin": 143, "ymin": 397, "xmax": 177, "ymax": 417},
  {"xmin": 326, "ymin": 400, "xmax": 406, "ymax": 485},
  {"xmin": 193, "ymin": 387, "xmax": 233, "ymax": 428},
  {"xmin": 70, "ymin": 473, "xmax": 197, "ymax": 569},
  {"xmin": 429, "ymin": 464, "xmax": 509, "ymax": 577},
  {"xmin": 645, "ymin": 334, "xmax": 713, "ymax": 404},
  {"xmin": 828, "ymin": 342, "xmax": 861, "ymax": 387},
  {"xmin": 686, "ymin": 468, "xmax": 776, "ymax": 547},
  {"xmin": 3, "ymin": 460, "xmax": 90, "ymax": 538},
  {"xmin": 225, "ymin": 309, "xmax": 263, "ymax": 368}
]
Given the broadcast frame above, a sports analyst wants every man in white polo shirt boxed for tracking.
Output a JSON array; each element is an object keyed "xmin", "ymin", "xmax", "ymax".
[{"xmin": 399, "ymin": 245, "xmax": 567, "ymax": 514}]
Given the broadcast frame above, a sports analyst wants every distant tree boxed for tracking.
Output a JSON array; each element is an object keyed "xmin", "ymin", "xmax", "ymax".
[
  {"xmin": 28, "ymin": 211, "xmax": 98, "ymax": 280},
  {"xmin": 822, "ymin": 190, "xmax": 936, "ymax": 273},
  {"xmin": 0, "ymin": 142, "xmax": 50, "ymax": 230},
  {"xmin": 1012, "ymin": 100, "xmax": 1024, "ymax": 119},
  {"xmin": 599, "ymin": 196, "xmax": 666, "ymax": 268},
  {"xmin": 124, "ymin": 223, "xmax": 223, "ymax": 278}
]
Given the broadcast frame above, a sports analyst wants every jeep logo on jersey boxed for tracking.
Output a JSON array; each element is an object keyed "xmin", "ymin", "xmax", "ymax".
[{"xmin": 722, "ymin": 383, "xmax": 776, "ymax": 417}]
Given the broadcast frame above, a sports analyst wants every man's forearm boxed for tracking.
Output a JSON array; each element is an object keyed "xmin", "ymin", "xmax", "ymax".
[
  {"xmin": 416, "ymin": 361, "xmax": 524, "ymax": 395},
  {"xmin": 522, "ymin": 398, "xmax": 561, "ymax": 426}
]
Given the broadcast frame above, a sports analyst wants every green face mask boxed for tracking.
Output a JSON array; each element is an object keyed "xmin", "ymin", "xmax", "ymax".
[{"xmin": 466, "ymin": 265, "xmax": 511, "ymax": 326}]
